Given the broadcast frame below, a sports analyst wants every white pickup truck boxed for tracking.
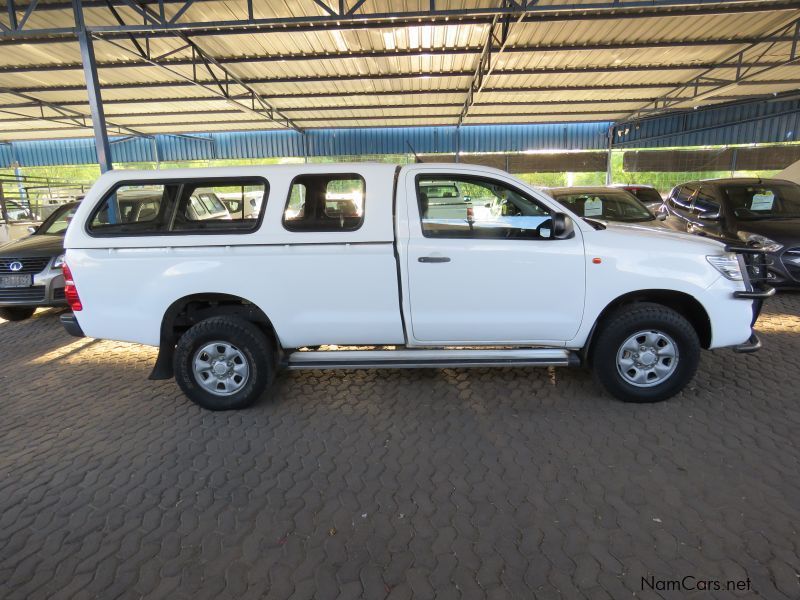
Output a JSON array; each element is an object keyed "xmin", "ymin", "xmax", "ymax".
[{"xmin": 60, "ymin": 163, "xmax": 772, "ymax": 410}]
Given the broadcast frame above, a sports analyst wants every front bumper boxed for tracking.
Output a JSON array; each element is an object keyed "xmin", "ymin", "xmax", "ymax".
[
  {"xmin": 0, "ymin": 264, "xmax": 65, "ymax": 308},
  {"xmin": 60, "ymin": 312, "xmax": 85, "ymax": 337}
]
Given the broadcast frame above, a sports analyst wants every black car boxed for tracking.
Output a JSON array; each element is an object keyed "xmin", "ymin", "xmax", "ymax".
[
  {"xmin": 660, "ymin": 178, "xmax": 800, "ymax": 287},
  {"xmin": 0, "ymin": 202, "xmax": 78, "ymax": 321}
]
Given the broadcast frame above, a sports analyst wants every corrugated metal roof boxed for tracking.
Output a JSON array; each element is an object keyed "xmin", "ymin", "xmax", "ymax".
[{"xmin": 2, "ymin": 0, "xmax": 800, "ymax": 140}]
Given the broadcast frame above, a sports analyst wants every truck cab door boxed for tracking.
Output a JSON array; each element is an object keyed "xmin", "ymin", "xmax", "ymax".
[{"xmin": 399, "ymin": 169, "xmax": 586, "ymax": 345}]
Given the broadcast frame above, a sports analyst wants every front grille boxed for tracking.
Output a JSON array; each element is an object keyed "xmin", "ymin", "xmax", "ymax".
[
  {"xmin": 741, "ymin": 251, "xmax": 770, "ymax": 286},
  {"xmin": 0, "ymin": 257, "xmax": 51, "ymax": 275},
  {"xmin": 0, "ymin": 286, "xmax": 45, "ymax": 302}
]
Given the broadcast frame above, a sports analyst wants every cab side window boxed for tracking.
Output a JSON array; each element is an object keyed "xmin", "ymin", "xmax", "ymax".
[
  {"xmin": 416, "ymin": 175, "xmax": 554, "ymax": 240},
  {"xmin": 691, "ymin": 187, "xmax": 721, "ymax": 217},
  {"xmin": 283, "ymin": 174, "xmax": 365, "ymax": 232},
  {"xmin": 88, "ymin": 178, "xmax": 268, "ymax": 236},
  {"xmin": 668, "ymin": 184, "xmax": 696, "ymax": 217}
]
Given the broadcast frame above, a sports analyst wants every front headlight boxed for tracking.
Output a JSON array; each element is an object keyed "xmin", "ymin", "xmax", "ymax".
[
  {"xmin": 53, "ymin": 253, "xmax": 65, "ymax": 268},
  {"xmin": 737, "ymin": 231, "xmax": 783, "ymax": 253},
  {"xmin": 706, "ymin": 255, "xmax": 743, "ymax": 281}
]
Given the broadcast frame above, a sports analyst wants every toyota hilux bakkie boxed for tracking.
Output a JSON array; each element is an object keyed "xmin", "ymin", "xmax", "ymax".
[{"xmin": 59, "ymin": 164, "xmax": 772, "ymax": 410}]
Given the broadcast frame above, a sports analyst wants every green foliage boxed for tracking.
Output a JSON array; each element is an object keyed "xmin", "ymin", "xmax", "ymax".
[{"xmin": 0, "ymin": 150, "xmax": 787, "ymax": 200}]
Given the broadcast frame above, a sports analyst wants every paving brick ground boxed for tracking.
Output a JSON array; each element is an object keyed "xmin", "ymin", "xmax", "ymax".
[{"xmin": 1, "ymin": 295, "xmax": 799, "ymax": 599}]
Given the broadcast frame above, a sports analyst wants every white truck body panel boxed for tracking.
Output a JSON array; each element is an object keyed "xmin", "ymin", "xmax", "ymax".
[
  {"xmin": 397, "ymin": 164, "xmax": 586, "ymax": 345},
  {"xmin": 65, "ymin": 162, "xmax": 754, "ymax": 352}
]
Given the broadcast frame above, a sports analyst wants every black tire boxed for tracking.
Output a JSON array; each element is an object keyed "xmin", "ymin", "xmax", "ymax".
[
  {"xmin": 0, "ymin": 306, "xmax": 36, "ymax": 321},
  {"xmin": 174, "ymin": 316, "xmax": 273, "ymax": 410},
  {"xmin": 591, "ymin": 303, "xmax": 700, "ymax": 403}
]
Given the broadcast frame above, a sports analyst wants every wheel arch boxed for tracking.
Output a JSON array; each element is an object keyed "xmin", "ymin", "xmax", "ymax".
[
  {"xmin": 583, "ymin": 289, "xmax": 712, "ymax": 365},
  {"xmin": 150, "ymin": 292, "xmax": 281, "ymax": 380}
]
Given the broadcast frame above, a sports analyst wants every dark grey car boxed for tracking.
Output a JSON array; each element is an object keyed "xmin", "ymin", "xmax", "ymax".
[
  {"xmin": 659, "ymin": 178, "xmax": 800, "ymax": 288},
  {"xmin": 0, "ymin": 203, "xmax": 77, "ymax": 321}
]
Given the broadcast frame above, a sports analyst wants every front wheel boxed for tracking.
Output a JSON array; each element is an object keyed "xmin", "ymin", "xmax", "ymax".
[
  {"xmin": 591, "ymin": 303, "xmax": 700, "ymax": 403},
  {"xmin": 0, "ymin": 306, "xmax": 36, "ymax": 321},
  {"xmin": 174, "ymin": 316, "xmax": 273, "ymax": 410}
]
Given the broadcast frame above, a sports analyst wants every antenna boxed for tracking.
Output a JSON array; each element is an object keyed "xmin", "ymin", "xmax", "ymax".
[{"xmin": 406, "ymin": 141, "xmax": 421, "ymax": 163}]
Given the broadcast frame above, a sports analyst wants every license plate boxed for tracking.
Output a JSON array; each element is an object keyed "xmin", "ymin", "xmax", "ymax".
[{"xmin": 0, "ymin": 274, "xmax": 32, "ymax": 288}]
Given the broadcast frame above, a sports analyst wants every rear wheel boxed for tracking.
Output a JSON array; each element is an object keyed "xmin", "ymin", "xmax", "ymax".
[
  {"xmin": 174, "ymin": 316, "xmax": 273, "ymax": 410},
  {"xmin": 592, "ymin": 303, "xmax": 700, "ymax": 403},
  {"xmin": 0, "ymin": 306, "xmax": 36, "ymax": 321}
]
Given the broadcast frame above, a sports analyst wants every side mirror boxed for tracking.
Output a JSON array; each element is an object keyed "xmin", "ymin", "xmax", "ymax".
[
  {"xmin": 698, "ymin": 210, "xmax": 720, "ymax": 221},
  {"xmin": 552, "ymin": 212, "xmax": 574, "ymax": 239},
  {"xmin": 27, "ymin": 225, "xmax": 38, "ymax": 234}
]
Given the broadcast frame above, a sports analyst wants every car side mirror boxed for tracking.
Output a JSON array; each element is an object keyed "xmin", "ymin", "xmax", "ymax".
[
  {"xmin": 552, "ymin": 212, "xmax": 574, "ymax": 239},
  {"xmin": 698, "ymin": 210, "xmax": 720, "ymax": 221},
  {"xmin": 27, "ymin": 225, "xmax": 38, "ymax": 234}
]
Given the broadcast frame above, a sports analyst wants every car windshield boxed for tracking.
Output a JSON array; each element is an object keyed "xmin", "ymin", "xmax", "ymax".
[
  {"xmin": 552, "ymin": 190, "xmax": 654, "ymax": 222},
  {"xmin": 724, "ymin": 183, "xmax": 800, "ymax": 220},
  {"xmin": 626, "ymin": 187, "xmax": 663, "ymax": 205},
  {"xmin": 38, "ymin": 204, "xmax": 78, "ymax": 235}
]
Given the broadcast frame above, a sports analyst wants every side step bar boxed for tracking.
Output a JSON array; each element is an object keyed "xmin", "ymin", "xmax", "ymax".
[{"xmin": 287, "ymin": 348, "xmax": 578, "ymax": 370}]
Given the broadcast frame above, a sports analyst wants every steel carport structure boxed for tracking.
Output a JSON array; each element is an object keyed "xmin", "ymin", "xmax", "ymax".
[{"xmin": 2, "ymin": 0, "xmax": 800, "ymax": 170}]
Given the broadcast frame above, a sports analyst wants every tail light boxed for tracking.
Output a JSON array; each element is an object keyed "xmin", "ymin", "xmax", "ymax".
[{"xmin": 62, "ymin": 262, "xmax": 83, "ymax": 312}]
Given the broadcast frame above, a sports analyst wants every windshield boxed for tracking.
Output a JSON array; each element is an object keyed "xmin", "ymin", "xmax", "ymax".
[
  {"xmin": 552, "ymin": 190, "xmax": 654, "ymax": 222},
  {"xmin": 38, "ymin": 204, "xmax": 77, "ymax": 235},
  {"xmin": 626, "ymin": 188, "xmax": 663, "ymax": 205},
  {"xmin": 724, "ymin": 183, "xmax": 800, "ymax": 220}
]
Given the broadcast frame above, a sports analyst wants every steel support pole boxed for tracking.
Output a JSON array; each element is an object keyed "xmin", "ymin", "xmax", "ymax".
[
  {"xmin": 0, "ymin": 183, "xmax": 10, "ymax": 224},
  {"xmin": 72, "ymin": 0, "xmax": 113, "ymax": 173}
]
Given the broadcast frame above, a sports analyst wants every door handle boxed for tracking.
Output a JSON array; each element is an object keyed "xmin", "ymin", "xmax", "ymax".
[{"xmin": 418, "ymin": 256, "xmax": 451, "ymax": 263}]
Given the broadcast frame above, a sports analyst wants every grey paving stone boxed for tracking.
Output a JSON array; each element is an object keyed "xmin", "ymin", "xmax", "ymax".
[{"xmin": 1, "ymin": 296, "xmax": 799, "ymax": 599}]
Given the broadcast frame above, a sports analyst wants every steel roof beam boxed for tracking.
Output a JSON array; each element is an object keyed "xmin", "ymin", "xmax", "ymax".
[
  {"xmin": 620, "ymin": 15, "xmax": 800, "ymax": 122},
  {"xmin": 0, "ymin": 85, "xmax": 148, "ymax": 139},
  {"xmin": 2, "ymin": 1, "xmax": 800, "ymax": 43},
  {"xmin": 7, "ymin": 35, "xmax": 797, "ymax": 74},
  {"xmin": 93, "ymin": 0, "xmax": 301, "ymax": 131},
  {"xmin": 0, "ymin": 106, "xmax": 656, "ymax": 122},
  {"xmin": 3, "ymin": 83, "xmax": 790, "ymax": 108},
  {"xmin": 459, "ymin": 0, "xmax": 530, "ymax": 126},
  {"xmin": 0, "ymin": 99, "xmax": 654, "ymax": 114},
  {"xmin": 0, "ymin": 111, "xmax": 633, "ymax": 131},
  {"xmin": 6, "ymin": 95, "xmax": 777, "ymax": 116},
  {"xmin": 15, "ymin": 0, "xmax": 797, "ymax": 14},
  {"xmin": 3, "ymin": 60, "xmax": 793, "ymax": 95}
]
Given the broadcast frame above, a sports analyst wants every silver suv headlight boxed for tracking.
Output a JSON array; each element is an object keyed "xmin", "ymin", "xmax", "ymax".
[
  {"xmin": 706, "ymin": 255, "xmax": 743, "ymax": 281},
  {"xmin": 737, "ymin": 232, "xmax": 783, "ymax": 253}
]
